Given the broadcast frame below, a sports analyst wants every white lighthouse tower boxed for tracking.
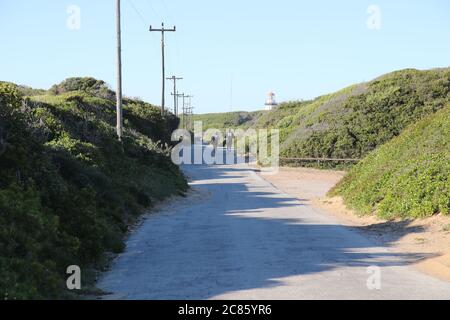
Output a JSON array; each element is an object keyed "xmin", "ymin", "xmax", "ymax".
[{"xmin": 265, "ymin": 91, "xmax": 278, "ymax": 111}]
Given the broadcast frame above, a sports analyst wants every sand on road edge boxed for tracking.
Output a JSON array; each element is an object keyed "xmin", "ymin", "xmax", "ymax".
[{"xmin": 257, "ymin": 166, "xmax": 450, "ymax": 282}]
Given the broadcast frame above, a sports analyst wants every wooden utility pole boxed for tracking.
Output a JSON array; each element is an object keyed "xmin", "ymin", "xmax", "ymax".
[
  {"xmin": 185, "ymin": 95, "xmax": 194, "ymax": 131},
  {"xmin": 182, "ymin": 94, "xmax": 193, "ymax": 130},
  {"xmin": 150, "ymin": 23, "xmax": 176, "ymax": 115},
  {"xmin": 166, "ymin": 76, "xmax": 183, "ymax": 116},
  {"xmin": 116, "ymin": 0, "xmax": 123, "ymax": 141},
  {"xmin": 172, "ymin": 92, "xmax": 184, "ymax": 126},
  {"xmin": 182, "ymin": 94, "xmax": 187, "ymax": 129}
]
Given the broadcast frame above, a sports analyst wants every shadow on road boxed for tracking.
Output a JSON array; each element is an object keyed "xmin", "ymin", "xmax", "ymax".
[{"xmin": 98, "ymin": 160, "xmax": 444, "ymax": 300}]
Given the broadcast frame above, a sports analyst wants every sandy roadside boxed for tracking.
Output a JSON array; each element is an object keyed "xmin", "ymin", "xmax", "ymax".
[{"xmin": 257, "ymin": 166, "xmax": 450, "ymax": 282}]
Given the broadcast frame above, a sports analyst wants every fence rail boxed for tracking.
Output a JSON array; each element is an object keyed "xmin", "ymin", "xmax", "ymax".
[{"xmin": 280, "ymin": 157, "xmax": 360, "ymax": 163}]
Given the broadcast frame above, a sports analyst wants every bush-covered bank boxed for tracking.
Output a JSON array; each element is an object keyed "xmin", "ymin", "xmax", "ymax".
[
  {"xmin": 191, "ymin": 68, "xmax": 450, "ymax": 219},
  {"xmin": 330, "ymin": 105, "xmax": 449, "ymax": 219},
  {"xmin": 191, "ymin": 111, "xmax": 263, "ymax": 131},
  {"xmin": 0, "ymin": 78, "xmax": 188, "ymax": 299},
  {"xmin": 193, "ymin": 68, "xmax": 450, "ymax": 165}
]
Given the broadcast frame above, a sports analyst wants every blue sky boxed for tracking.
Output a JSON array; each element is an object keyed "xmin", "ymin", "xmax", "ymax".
[{"xmin": 0, "ymin": 0, "xmax": 449, "ymax": 114}]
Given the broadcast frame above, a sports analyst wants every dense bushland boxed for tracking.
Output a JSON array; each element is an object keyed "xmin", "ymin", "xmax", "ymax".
[
  {"xmin": 280, "ymin": 68, "xmax": 449, "ymax": 159},
  {"xmin": 0, "ymin": 78, "xmax": 187, "ymax": 299},
  {"xmin": 330, "ymin": 105, "xmax": 449, "ymax": 219}
]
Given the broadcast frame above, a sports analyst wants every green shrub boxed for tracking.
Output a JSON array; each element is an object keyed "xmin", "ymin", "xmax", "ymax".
[
  {"xmin": 330, "ymin": 105, "xmax": 450, "ymax": 219},
  {"xmin": 49, "ymin": 77, "xmax": 115, "ymax": 101},
  {"xmin": 0, "ymin": 79, "xmax": 188, "ymax": 299},
  {"xmin": 279, "ymin": 68, "xmax": 449, "ymax": 160}
]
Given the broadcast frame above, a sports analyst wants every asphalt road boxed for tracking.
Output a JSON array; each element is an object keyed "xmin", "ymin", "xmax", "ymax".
[{"xmin": 98, "ymin": 149, "xmax": 450, "ymax": 300}]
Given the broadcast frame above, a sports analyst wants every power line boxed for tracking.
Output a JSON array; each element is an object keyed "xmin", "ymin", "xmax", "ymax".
[
  {"xmin": 167, "ymin": 76, "xmax": 183, "ymax": 116},
  {"xmin": 144, "ymin": 0, "xmax": 162, "ymax": 21},
  {"xmin": 126, "ymin": 0, "xmax": 147, "ymax": 26},
  {"xmin": 185, "ymin": 95, "xmax": 195, "ymax": 131},
  {"xmin": 150, "ymin": 22, "xmax": 176, "ymax": 115},
  {"xmin": 172, "ymin": 92, "xmax": 185, "ymax": 126},
  {"xmin": 182, "ymin": 94, "xmax": 193, "ymax": 130},
  {"xmin": 172, "ymin": 93, "xmax": 191, "ymax": 129},
  {"xmin": 158, "ymin": 0, "xmax": 180, "ymax": 69}
]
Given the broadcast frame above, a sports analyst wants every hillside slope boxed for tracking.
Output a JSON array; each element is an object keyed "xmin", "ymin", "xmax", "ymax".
[
  {"xmin": 280, "ymin": 68, "xmax": 449, "ymax": 159},
  {"xmin": 330, "ymin": 105, "xmax": 449, "ymax": 219},
  {"xmin": 194, "ymin": 68, "xmax": 450, "ymax": 163},
  {"xmin": 0, "ymin": 78, "xmax": 188, "ymax": 299},
  {"xmin": 192, "ymin": 111, "xmax": 263, "ymax": 130}
]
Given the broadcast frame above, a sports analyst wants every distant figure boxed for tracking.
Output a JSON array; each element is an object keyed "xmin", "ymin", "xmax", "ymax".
[
  {"xmin": 211, "ymin": 133, "xmax": 219, "ymax": 157},
  {"xmin": 226, "ymin": 130, "xmax": 234, "ymax": 152}
]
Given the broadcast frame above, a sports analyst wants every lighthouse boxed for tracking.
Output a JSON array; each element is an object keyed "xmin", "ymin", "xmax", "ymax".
[{"xmin": 265, "ymin": 91, "xmax": 278, "ymax": 111}]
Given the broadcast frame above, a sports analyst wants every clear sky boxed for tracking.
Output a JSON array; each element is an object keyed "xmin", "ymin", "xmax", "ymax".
[{"xmin": 1, "ymin": 0, "xmax": 449, "ymax": 114}]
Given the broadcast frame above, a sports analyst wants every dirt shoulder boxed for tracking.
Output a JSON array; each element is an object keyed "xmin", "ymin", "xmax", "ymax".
[{"xmin": 258, "ymin": 167, "xmax": 450, "ymax": 282}]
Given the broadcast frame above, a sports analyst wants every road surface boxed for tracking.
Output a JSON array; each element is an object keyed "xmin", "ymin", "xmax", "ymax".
[{"xmin": 98, "ymin": 148, "xmax": 450, "ymax": 300}]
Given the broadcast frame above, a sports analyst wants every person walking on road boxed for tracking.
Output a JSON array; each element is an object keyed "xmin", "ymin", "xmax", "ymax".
[
  {"xmin": 226, "ymin": 130, "xmax": 234, "ymax": 152},
  {"xmin": 211, "ymin": 133, "xmax": 219, "ymax": 157}
]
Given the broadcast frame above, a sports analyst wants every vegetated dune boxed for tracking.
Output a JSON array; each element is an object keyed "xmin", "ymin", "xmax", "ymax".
[
  {"xmin": 192, "ymin": 111, "xmax": 263, "ymax": 131},
  {"xmin": 194, "ymin": 68, "xmax": 450, "ymax": 162},
  {"xmin": 193, "ymin": 68, "xmax": 449, "ymax": 220},
  {"xmin": 330, "ymin": 104, "xmax": 449, "ymax": 219},
  {"xmin": 279, "ymin": 68, "xmax": 449, "ymax": 160},
  {"xmin": 0, "ymin": 78, "xmax": 188, "ymax": 299}
]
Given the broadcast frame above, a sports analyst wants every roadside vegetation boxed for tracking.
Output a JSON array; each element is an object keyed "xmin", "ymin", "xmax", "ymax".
[
  {"xmin": 330, "ymin": 105, "xmax": 449, "ymax": 219},
  {"xmin": 0, "ymin": 78, "xmax": 188, "ymax": 299},
  {"xmin": 193, "ymin": 68, "xmax": 449, "ymax": 219},
  {"xmin": 192, "ymin": 111, "xmax": 262, "ymax": 131},
  {"xmin": 194, "ymin": 68, "xmax": 449, "ymax": 161}
]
